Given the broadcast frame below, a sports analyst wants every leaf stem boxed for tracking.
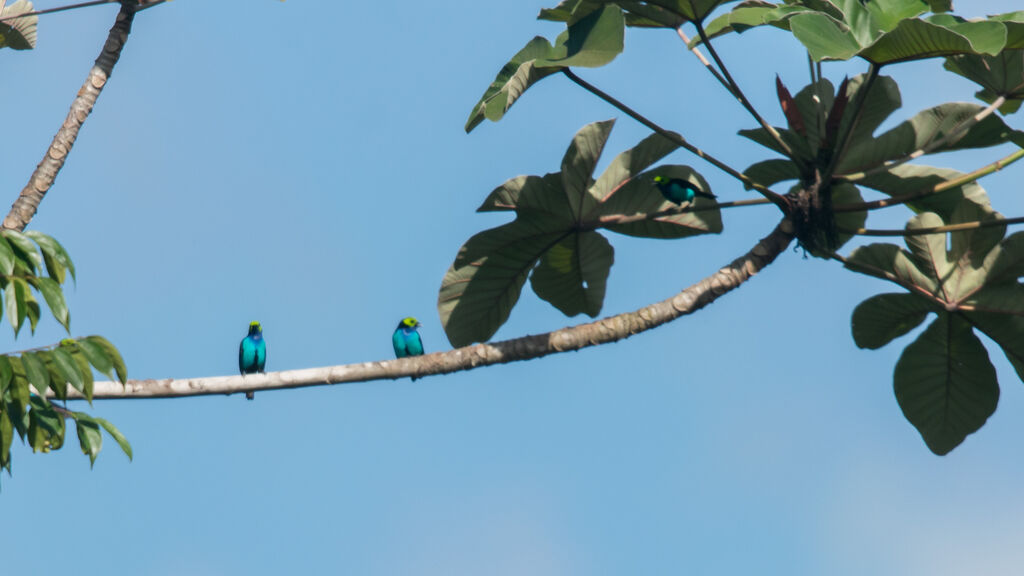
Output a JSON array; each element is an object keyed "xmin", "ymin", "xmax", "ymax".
[
  {"xmin": 838, "ymin": 215, "xmax": 1024, "ymax": 237},
  {"xmin": 688, "ymin": 21, "xmax": 795, "ymax": 158},
  {"xmin": 594, "ymin": 198, "xmax": 770, "ymax": 227},
  {"xmin": 833, "ymin": 147, "xmax": 1024, "ymax": 213},
  {"xmin": 839, "ymin": 96, "xmax": 1008, "ymax": 182},
  {"xmin": 560, "ymin": 68, "xmax": 789, "ymax": 211}
]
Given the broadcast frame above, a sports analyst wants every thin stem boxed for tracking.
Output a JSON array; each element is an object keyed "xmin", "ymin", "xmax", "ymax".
[
  {"xmin": 2, "ymin": 2, "xmax": 137, "ymax": 231},
  {"xmin": 840, "ymin": 96, "xmax": 1007, "ymax": 182},
  {"xmin": 1, "ymin": 0, "xmax": 113, "ymax": 22},
  {"xmin": 675, "ymin": 29, "xmax": 732, "ymax": 97},
  {"xmin": 561, "ymin": 68, "xmax": 789, "ymax": 211},
  {"xmin": 594, "ymin": 198, "xmax": 771, "ymax": 227},
  {"xmin": 690, "ymin": 21, "xmax": 795, "ymax": 158},
  {"xmin": 838, "ymin": 215, "xmax": 1024, "ymax": 237},
  {"xmin": 834, "ymin": 147, "xmax": 1024, "ymax": 213}
]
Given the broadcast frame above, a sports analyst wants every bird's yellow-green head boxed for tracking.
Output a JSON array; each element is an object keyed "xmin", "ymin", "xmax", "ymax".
[
  {"xmin": 248, "ymin": 321, "xmax": 262, "ymax": 336},
  {"xmin": 653, "ymin": 175, "xmax": 667, "ymax": 184},
  {"xmin": 400, "ymin": 317, "xmax": 420, "ymax": 329}
]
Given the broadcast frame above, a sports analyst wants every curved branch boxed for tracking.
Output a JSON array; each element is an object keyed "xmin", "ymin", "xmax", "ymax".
[
  {"xmin": 2, "ymin": 2, "xmax": 136, "ymax": 232},
  {"xmin": 66, "ymin": 220, "xmax": 795, "ymax": 399}
]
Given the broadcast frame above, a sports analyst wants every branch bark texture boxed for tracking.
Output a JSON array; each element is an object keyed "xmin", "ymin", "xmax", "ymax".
[
  {"xmin": 71, "ymin": 220, "xmax": 795, "ymax": 400},
  {"xmin": 2, "ymin": 2, "xmax": 135, "ymax": 231}
]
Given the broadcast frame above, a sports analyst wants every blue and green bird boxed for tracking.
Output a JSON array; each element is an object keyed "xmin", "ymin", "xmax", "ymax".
[
  {"xmin": 393, "ymin": 317, "xmax": 423, "ymax": 380},
  {"xmin": 653, "ymin": 175, "xmax": 716, "ymax": 205},
  {"xmin": 239, "ymin": 321, "xmax": 266, "ymax": 400}
]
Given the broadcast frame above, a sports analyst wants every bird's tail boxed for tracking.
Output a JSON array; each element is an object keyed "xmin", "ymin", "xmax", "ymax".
[{"xmin": 695, "ymin": 190, "xmax": 717, "ymax": 200}]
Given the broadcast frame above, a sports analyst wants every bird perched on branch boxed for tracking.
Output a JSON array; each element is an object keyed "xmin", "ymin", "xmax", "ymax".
[
  {"xmin": 393, "ymin": 317, "xmax": 424, "ymax": 380},
  {"xmin": 239, "ymin": 321, "xmax": 266, "ymax": 400},
  {"xmin": 653, "ymin": 175, "xmax": 716, "ymax": 205}
]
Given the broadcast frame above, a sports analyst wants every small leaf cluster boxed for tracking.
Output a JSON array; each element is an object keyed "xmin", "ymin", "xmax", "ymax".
[{"xmin": 0, "ymin": 231, "xmax": 130, "ymax": 478}]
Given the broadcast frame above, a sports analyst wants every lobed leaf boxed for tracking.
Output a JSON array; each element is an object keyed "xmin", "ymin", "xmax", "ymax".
[
  {"xmin": 851, "ymin": 292, "xmax": 935, "ymax": 349},
  {"xmin": 894, "ymin": 313, "xmax": 999, "ymax": 455},
  {"xmin": 530, "ymin": 231, "xmax": 613, "ymax": 317},
  {"xmin": 0, "ymin": 0, "xmax": 38, "ymax": 51}
]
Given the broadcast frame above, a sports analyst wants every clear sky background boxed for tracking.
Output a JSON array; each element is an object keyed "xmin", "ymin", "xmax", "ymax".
[{"xmin": 2, "ymin": 1, "xmax": 1023, "ymax": 574}]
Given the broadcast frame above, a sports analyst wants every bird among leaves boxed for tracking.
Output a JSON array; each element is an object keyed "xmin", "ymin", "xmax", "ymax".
[
  {"xmin": 239, "ymin": 320, "xmax": 266, "ymax": 400},
  {"xmin": 393, "ymin": 317, "xmax": 424, "ymax": 380},
  {"xmin": 653, "ymin": 175, "xmax": 716, "ymax": 205}
]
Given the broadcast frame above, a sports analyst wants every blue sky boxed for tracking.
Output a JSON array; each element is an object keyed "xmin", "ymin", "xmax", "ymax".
[{"xmin": 2, "ymin": 1, "xmax": 1023, "ymax": 574}]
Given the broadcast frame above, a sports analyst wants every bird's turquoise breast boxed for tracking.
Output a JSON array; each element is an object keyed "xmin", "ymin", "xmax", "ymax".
[{"xmin": 393, "ymin": 328, "xmax": 423, "ymax": 358}]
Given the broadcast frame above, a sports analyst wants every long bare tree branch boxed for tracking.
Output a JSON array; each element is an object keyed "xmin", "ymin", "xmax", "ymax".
[
  {"xmin": 2, "ymin": 2, "xmax": 136, "ymax": 231},
  {"xmin": 63, "ymin": 220, "xmax": 795, "ymax": 399}
]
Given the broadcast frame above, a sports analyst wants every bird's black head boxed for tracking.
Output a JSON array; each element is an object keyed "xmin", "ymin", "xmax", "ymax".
[{"xmin": 248, "ymin": 321, "xmax": 262, "ymax": 336}]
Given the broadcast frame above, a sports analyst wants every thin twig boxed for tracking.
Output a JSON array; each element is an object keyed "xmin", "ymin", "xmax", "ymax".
[
  {"xmin": 595, "ymin": 198, "xmax": 770, "ymax": 227},
  {"xmin": 2, "ymin": 2, "xmax": 137, "ymax": 231},
  {"xmin": 840, "ymin": 96, "xmax": 1008, "ymax": 182},
  {"xmin": 838, "ymin": 215, "xmax": 1024, "ymax": 237},
  {"xmin": 834, "ymin": 147, "xmax": 1024, "ymax": 213},
  {"xmin": 54, "ymin": 221, "xmax": 796, "ymax": 399},
  {"xmin": 686, "ymin": 23, "xmax": 795, "ymax": 158},
  {"xmin": 560, "ymin": 68, "xmax": 789, "ymax": 211},
  {"xmin": 0, "ymin": 0, "xmax": 113, "ymax": 22}
]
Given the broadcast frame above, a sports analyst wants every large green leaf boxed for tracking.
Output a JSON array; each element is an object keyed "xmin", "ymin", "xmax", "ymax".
[
  {"xmin": 538, "ymin": 5, "xmax": 625, "ymax": 68},
  {"xmin": 701, "ymin": 1, "xmax": 1010, "ymax": 63},
  {"xmin": 894, "ymin": 313, "xmax": 998, "ymax": 455},
  {"xmin": 442, "ymin": 121, "xmax": 720, "ymax": 345},
  {"xmin": 965, "ymin": 313, "xmax": 1024, "ymax": 383},
  {"xmin": 561, "ymin": 119, "xmax": 615, "ymax": 219},
  {"xmin": 842, "ymin": 102, "xmax": 1024, "ymax": 173},
  {"xmin": 0, "ymin": 0, "xmax": 37, "ymax": 50},
  {"xmin": 530, "ymin": 232, "xmax": 613, "ymax": 317},
  {"xmin": 465, "ymin": 36, "xmax": 563, "ymax": 133},
  {"xmin": 466, "ymin": 4, "xmax": 625, "ymax": 132},
  {"xmin": 439, "ymin": 219, "xmax": 567, "ymax": 347},
  {"xmin": 857, "ymin": 164, "xmax": 991, "ymax": 220},
  {"xmin": 600, "ymin": 167, "xmax": 722, "ymax": 238},
  {"xmin": 851, "ymin": 293, "xmax": 935, "ymax": 349},
  {"xmin": 944, "ymin": 49, "xmax": 1024, "ymax": 115}
]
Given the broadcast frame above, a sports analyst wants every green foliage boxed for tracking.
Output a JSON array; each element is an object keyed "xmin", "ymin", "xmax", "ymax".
[
  {"xmin": 465, "ymin": 5, "xmax": 625, "ymax": 132},
  {"xmin": 0, "ymin": 0, "xmax": 37, "ymax": 50},
  {"xmin": 0, "ymin": 230, "xmax": 130, "ymax": 480},
  {"xmin": 945, "ymin": 48, "xmax": 1024, "ymax": 115},
  {"xmin": 699, "ymin": 1, "xmax": 1013, "ymax": 63},
  {"xmin": 539, "ymin": 0, "xmax": 735, "ymax": 28},
  {"xmin": 846, "ymin": 204, "xmax": 1024, "ymax": 454},
  {"xmin": 439, "ymin": 120, "xmax": 721, "ymax": 346},
  {"xmin": 461, "ymin": 0, "xmax": 1024, "ymax": 453}
]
